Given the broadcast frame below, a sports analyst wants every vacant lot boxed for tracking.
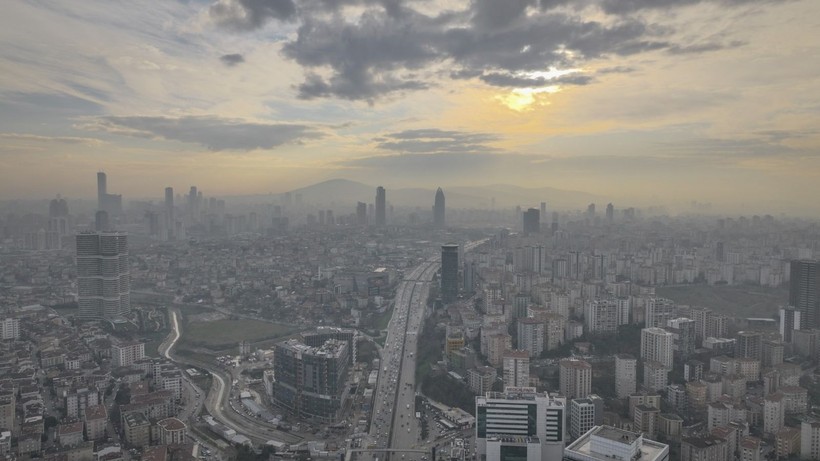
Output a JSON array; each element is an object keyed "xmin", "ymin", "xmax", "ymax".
[
  {"xmin": 182, "ymin": 319, "xmax": 296, "ymax": 348},
  {"xmin": 656, "ymin": 284, "xmax": 788, "ymax": 318}
]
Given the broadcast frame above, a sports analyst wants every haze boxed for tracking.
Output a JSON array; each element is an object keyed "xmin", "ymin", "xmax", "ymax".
[{"xmin": 1, "ymin": 0, "xmax": 820, "ymax": 215}]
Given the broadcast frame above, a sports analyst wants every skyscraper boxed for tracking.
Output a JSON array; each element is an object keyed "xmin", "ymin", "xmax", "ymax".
[
  {"xmin": 780, "ymin": 306, "xmax": 801, "ymax": 343},
  {"xmin": 433, "ymin": 187, "xmax": 445, "ymax": 228},
  {"xmin": 790, "ymin": 260, "xmax": 820, "ymax": 329},
  {"xmin": 441, "ymin": 244, "xmax": 459, "ymax": 303},
  {"xmin": 76, "ymin": 231, "xmax": 130, "ymax": 320},
  {"xmin": 606, "ymin": 203, "xmax": 614, "ymax": 222},
  {"xmin": 164, "ymin": 187, "xmax": 174, "ymax": 240},
  {"xmin": 97, "ymin": 171, "xmax": 107, "ymax": 210},
  {"xmin": 356, "ymin": 202, "xmax": 367, "ymax": 226},
  {"xmin": 522, "ymin": 208, "xmax": 540, "ymax": 234},
  {"xmin": 375, "ymin": 186, "xmax": 386, "ymax": 227}
]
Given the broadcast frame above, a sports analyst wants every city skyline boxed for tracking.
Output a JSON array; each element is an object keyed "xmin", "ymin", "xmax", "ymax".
[{"xmin": 1, "ymin": 1, "xmax": 819, "ymax": 213}]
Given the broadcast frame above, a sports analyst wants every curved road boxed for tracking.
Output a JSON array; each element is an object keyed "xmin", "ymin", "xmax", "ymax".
[{"xmin": 160, "ymin": 309, "xmax": 300, "ymax": 445}]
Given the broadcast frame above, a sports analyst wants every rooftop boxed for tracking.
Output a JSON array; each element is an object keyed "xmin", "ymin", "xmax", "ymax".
[{"xmin": 566, "ymin": 426, "xmax": 669, "ymax": 461}]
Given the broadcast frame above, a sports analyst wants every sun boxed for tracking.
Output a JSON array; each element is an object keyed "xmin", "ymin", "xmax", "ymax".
[{"xmin": 495, "ymin": 68, "xmax": 582, "ymax": 111}]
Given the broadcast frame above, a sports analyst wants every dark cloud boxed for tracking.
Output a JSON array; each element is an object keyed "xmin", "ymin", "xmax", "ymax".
[
  {"xmin": 208, "ymin": 0, "xmax": 789, "ymax": 101},
  {"xmin": 209, "ymin": 0, "xmax": 296, "ymax": 31},
  {"xmin": 80, "ymin": 115, "xmax": 323, "ymax": 151},
  {"xmin": 220, "ymin": 53, "xmax": 245, "ymax": 66},
  {"xmin": 478, "ymin": 72, "xmax": 594, "ymax": 88},
  {"xmin": 375, "ymin": 128, "xmax": 501, "ymax": 154},
  {"xmin": 597, "ymin": 66, "xmax": 637, "ymax": 74}
]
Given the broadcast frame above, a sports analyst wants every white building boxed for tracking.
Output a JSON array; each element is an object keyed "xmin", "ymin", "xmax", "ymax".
[
  {"xmin": 764, "ymin": 394, "xmax": 785, "ymax": 435},
  {"xmin": 503, "ymin": 351, "xmax": 530, "ymax": 389},
  {"xmin": 585, "ymin": 299, "xmax": 618, "ymax": 334},
  {"xmin": 486, "ymin": 436, "xmax": 542, "ymax": 461},
  {"xmin": 641, "ymin": 328, "xmax": 673, "ymax": 369},
  {"xmin": 111, "ymin": 341, "xmax": 145, "ymax": 368},
  {"xmin": 517, "ymin": 318, "xmax": 545, "ymax": 358},
  {"xmin": 565, "ymin": 425, "xmax": 669, "ymax": 461},
  {"xmin": 0, "ymin": 318, "xmax": 19, "ymax": 341},
  {"xmin": 570, "ymin": 396, "xmax": 603, "ymax": 440},
  {"xmin": 476, "ymin": 388, "xmax": 566, "ymax": 461},
  {"xmin": 801, "ymin": 420, "xmax": 820, "ymax": 460}
]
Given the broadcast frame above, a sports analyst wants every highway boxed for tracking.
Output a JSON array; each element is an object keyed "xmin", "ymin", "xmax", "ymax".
[{"xmin": 366, "ymin": 240, "xmax": 487, "ymax": 461}]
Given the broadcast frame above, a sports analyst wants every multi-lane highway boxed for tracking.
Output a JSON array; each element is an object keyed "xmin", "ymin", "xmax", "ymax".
[{"xmin": 367, "ymin": 239, "xmax": 487, "ymax": 461}]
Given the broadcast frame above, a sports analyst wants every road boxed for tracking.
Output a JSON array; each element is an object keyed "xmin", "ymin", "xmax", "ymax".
[
  {"xmin": 366, "ymin": 239, "xmax": 487, "ymax": 461},
  {"xmin": 159, "ymin": 309, "xmax": 300, "ymax": 445}
]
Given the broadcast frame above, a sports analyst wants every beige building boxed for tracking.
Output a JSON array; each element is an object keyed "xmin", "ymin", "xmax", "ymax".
[
  {"xmin": 155, "ymin": 417, "xmax": 186, "ymax": 445},
  {"xmin": 764, "ymin": 393, "xmax": 785, "ymax": 435},
  {"xmin": 560, "ymin": 359, "xmax": 592, "ymax": 400},
  {"xmin": 84, "ymin": 404, "xmax": 107, "ymax": 441},
  {"xmin": 502, "ymin": 350, "xmax": 530, "ymax": 389}
]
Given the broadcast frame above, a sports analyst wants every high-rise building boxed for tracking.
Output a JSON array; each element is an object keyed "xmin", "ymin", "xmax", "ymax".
[
  {"xmin": 779, "ymin": 306, "xmax": 801, "ymax": 343},
  {"xmin": 356, "ymin": 202, "xmax": 367, "ymax": 226},
  {"xmin": 570, "ymin": 395, "xmax": 603, "ymax": 440},
  {"xmin": 641, "ymin": 328, "xmax": 673, "ymax": 369},
  {"xmin": 96, "ymin": 171, "xmax": 122, "ymax": 216},
  {"xmin": 736, "ymin": 331, "xmax": 763, "ymax": 360},
  {"xmin": 0, "ymin": 318, "xmax": 19, "ymax": 341},
  {"xmin": 76, "ymin": 232, "xmax": 130, "ymax": 320},
  {"xmin": 272, "ymin": 338, "xmax": 350, "ymax": 422},
  {"xmin": 441, "ymin": 244, "xmax": 459, "ymax": 303},
  {"xmin": 517, "ymin": 318, "xmax": 545, "ymax": 358},
  {"xmin": 111, "ymin": 341, "xmax": 145, "ymax": 367},
  {"xmin": 645, "ymin": 298, "xmax": 675, "ymax": 329},
  {"xmin": 522, "ymin": 208, "xmax": 540, "ymax": 234},
  {"xmin": 764, "ymin": 393, "xmax": 785, "ymax": 434},
  {"xmin": 375, "ymin": 186, "xmax": 386, "ymax": 226},
  {"xmin": 643, "ymin": 360, "xmax": 669, "ymax": 392},
  {"xmin": 164, "ymin": 187, "xmax": 174, "ymax": 240},
  {"xmin": 666, "ymin": 318, "xmax": 696, "ymax": 360},
  {"xmin": 801, "ymin": 420, "xmax": 820, "ymax": 460},
  {"xmin": 615, "ymin": 354, "xmax": 637, "ymax": 399},
  {"xmin": 605, "ymin": 203, "xmax": 614, "ymax": 222},
  {"xmin": 560, "ymin": 359, "xmax": 592, "ymax": 400},
  {"xmin": 503, "ymin": 350, "xmax": 530, "ymax": 389},
  {"xmin": 585, "ymin": 299, "xmax": 618, "ymax": 334},
  {"xmin": 790, "ymin": 260, "xmax": 820, "ymax": 329},
  {"xmin": 476, "ymin": 388, "xmax": 566, "ymax": 461},
  {"xmin": 433, "ymin": 187, "xmax": 445, "ymax": 228}
]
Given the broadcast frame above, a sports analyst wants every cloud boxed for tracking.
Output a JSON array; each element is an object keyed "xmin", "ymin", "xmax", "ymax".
[
  {"xmin": 0, "ymin": 133, "xmax": 104, "ymax": 145},
  {"xmin": 596, "ymin": 0, "xmax": 781, "ymax": 15},
  {"xmin": 478, "ymin": 72, "xmax": 594, "ymax": 88},
  {"xmin": 220, "ymin": 53, "xmax": 245, "ymax": 66},
  {"xmin": 374, "ymin": 128, "xmax": 501, "ymax": 154},
  {"xmin": 667, "ymin": 40, "xmax": 746, "ymax": 55},
  {"xmin": 209, "ymin": 0, "xmax": 296, "ymax": 31},
  {"xmin": 79, "ymin": 115, "xmax": 324, "ymax": 151}
]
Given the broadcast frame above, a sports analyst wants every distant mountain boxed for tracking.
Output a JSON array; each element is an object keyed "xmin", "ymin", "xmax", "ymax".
[{"xmin": 282, "ymin": 178, "xmax": 601, "ymax": 210}]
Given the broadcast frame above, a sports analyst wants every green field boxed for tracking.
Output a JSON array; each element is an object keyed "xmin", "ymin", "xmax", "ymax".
[
  {"xmin": 181, "ymin": 319, "xmax": 297, "ymax": 348},
  {"xmin": 656, "ymin": 284, "xmax": 788, "ymax": 318}
]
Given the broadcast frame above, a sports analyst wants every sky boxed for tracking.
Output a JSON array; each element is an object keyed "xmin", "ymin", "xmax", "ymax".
[{"xmin": 1, "ymin": 0, "xmax": 819, "ymax": 212}]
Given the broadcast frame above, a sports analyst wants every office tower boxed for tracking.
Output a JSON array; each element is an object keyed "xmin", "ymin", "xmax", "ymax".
[
  {"xmin": 441, "ymin": 244, "xmax": 459, "ymax": 303},
  {"xmin": 560, "ymin": 359, "xmax": 592, "ymax": 400},
  {"xmin": 565, "ymin": 426, "xmax": 669, "ymax": 461},
  {"xmin": 97, "ymin": 171, "xmax": 107, "ymax": 209},
  {"xmin": 540, "ymin": 202, "xmax": 546, "ymax": 218},
  {"xmin": 272, "ymin": 338, "xmax": 350, "ymax": 422},
  {"xmin": 522, "ymin": 208, "xmax": 540, "ymax": 234},
  {"xmin": 780, "ymin": 307, "xmax": 801, "ymax": 343},
  {"xmin": 645, "ymin": 298, "xmax": 674, "ymax": 329},
  {"xmin": 76, "ymin": 231, "xmax": 130, "ymax": 320},
  {"xmin": 736, "ymin": 331, "xmax": 763, "ymax": 360},
  {"xmin": 615, "ymin": 354, "xmax": 637, "ymax": 399},
  {"xmin": 375, "ymin": 186, "xmax": 386, "ymax": 226},
  {"xmin": 640, "ymin": 328, "xmax": 673, "ymax": 369},
  {"xmin": 503, "ymin": 350, "xmax": 530, "ymax": 389},
  {"xmin": 433, "ymin": 187, "xmax": 445, "ymax": 228},
  {"xmin": 164, "ymin": 187, "xmax": 174, "ymax": 240},
  {"xmin": 605, "ymin": 203, "xmax": 614, "ymax": 222},
  {"xmin": 94, "ymin": 210, "xmax": 109, "ymax": 232},
  {"xmin": 463, "ymin": 260, "xmax": 477, "ymax": 295},
  {"xmin": 666, "ymin": 318, "xmax": 696, "ymax": 360},
  {"xmin": 585, "ymin": 298, "xmax": 618, "ymax": 334},
  {"xmin": 517, "ymin": 318, "xmax": 545, "ymax": 358},
  {"xmin": 569, "ymin": 395, "xmax": 603, "ymax": 440},
  {"xmin": 716, "ymin": 241, "xmax": 725, "ymax": 262},
  {"xmin": 476, "ymin": 388, "xmax": 566, "ymax": 461},
  {"xmin": 790, "ymin": 260, "xmax": 820, "ymax": 329},
  {"xmin": 586, "ymin": 203, "xmax": 595, "ymax": 218},
  {"xmin": 356, "ymin": 202, "xmax": 367, "ymax": 225}
]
